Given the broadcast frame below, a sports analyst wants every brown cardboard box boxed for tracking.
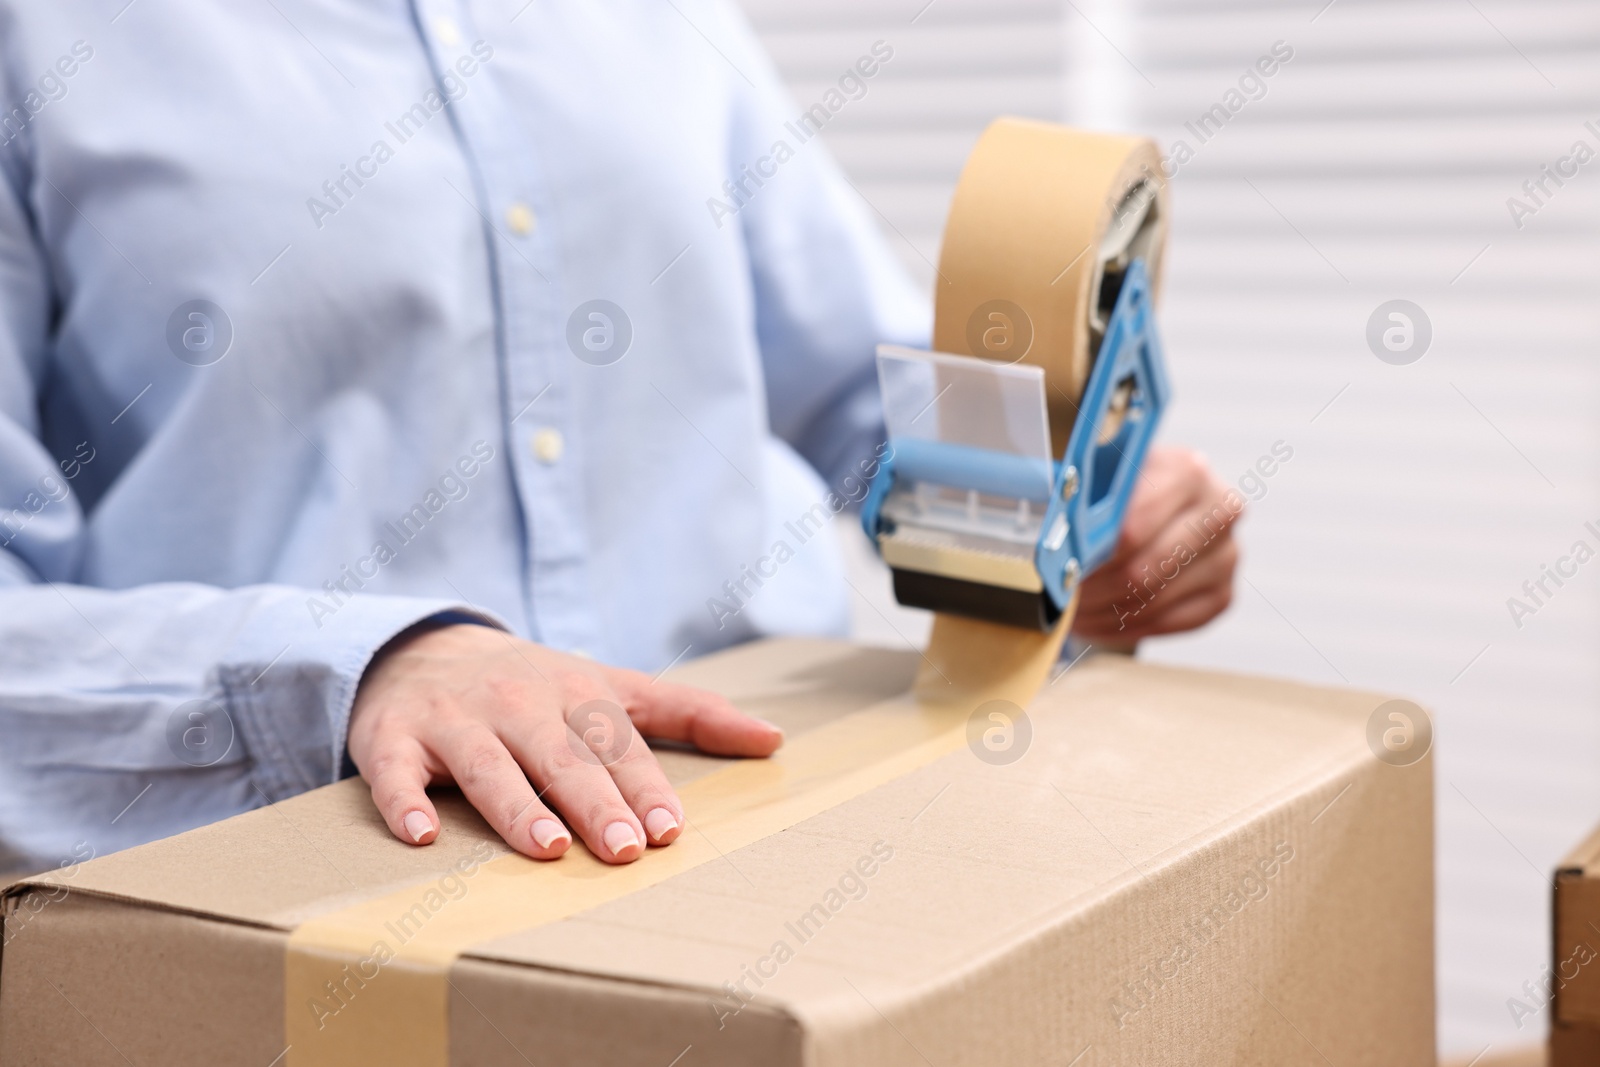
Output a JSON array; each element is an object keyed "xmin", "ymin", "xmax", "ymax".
[
  {"xmin": 1551, "ymin": 822, "xmax": 1600, "ymax": 1065},
  {"xmin": 1552, "ymin": 1023, "xmax": 1600, "ymax": 1066},
  {"xmin": 1, "ymin": 638, "xmax": 1434, "ymax": 1066}
]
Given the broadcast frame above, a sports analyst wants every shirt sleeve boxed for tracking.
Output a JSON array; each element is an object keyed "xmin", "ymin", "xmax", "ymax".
[
  {"xmin": 712, "ymin": 3, "xmax": 932, "ymax": 495},
  {"xmin": 0, "ymin": 123, "xmax": 499, "ymax": 871}
]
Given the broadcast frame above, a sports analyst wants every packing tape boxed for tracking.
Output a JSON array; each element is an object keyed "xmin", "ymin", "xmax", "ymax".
[{"xmin": 285, "ymin": 117, "xmax": 1164, "ymax": 1066}]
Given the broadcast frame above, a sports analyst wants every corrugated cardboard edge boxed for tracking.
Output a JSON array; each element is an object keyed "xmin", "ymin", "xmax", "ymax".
[
  {"xmin": 1551, "ymin": 821, "xmax": 1600, "ymax": 1059},
  {"xmin": 1558, "ymin": 822, "xmax": 1600, "ymax": 875},
  {"xmin": 2, "ymin": 889, "xmax": 807, "ymax": 1067},
  {"xmin": 1, "ymin": 892, "xmax": 289, "ymax": 1065}
]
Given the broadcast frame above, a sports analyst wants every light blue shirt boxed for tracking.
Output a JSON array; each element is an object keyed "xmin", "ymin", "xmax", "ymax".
[{"xmin": 0, "ymin": 0, "xmax": 926, "ymax": 874}]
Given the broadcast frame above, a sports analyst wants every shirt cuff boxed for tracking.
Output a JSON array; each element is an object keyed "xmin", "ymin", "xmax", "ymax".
[{"xmin": 215, "ymin": 591, "xmax": 507, "ymax": 803}]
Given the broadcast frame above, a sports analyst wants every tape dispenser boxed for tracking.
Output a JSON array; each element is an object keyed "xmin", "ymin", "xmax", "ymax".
[{"xmin": 861, "ymin": 120, "xmax": 1171, "ymax": 632}]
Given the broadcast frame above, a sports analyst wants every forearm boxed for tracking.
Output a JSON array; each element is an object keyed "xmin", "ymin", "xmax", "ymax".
[{"xmin": 0, "ymin": 579, "xmax": 499, "ymax": 867}]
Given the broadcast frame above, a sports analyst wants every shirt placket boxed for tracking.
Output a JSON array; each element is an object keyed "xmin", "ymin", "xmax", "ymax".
[{"xmin": 407, "ymin": 0, "xmax": 599, "ymax": 655}]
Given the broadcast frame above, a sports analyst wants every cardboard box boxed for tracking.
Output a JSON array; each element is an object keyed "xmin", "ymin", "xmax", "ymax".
[
  {"xmin": 1552, "ymin": 1024, "xmax": 1600, "ymax": 1066},
  {"xmin": 1, "ymin": 638, "xmax": 1434, "ymax": 1066},
  {"xmin": 1551, "ymin": 822, "xmax": 1600, "ymax": 1065}
]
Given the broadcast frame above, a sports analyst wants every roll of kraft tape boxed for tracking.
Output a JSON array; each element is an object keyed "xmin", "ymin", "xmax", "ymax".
[
  {"xmin": 915, "ymin": 117, "xmax": 1168, "ymax": 705},
  {"xmin": 934, "ymin": 117, "xmax": 1167, "ymax": 449}
]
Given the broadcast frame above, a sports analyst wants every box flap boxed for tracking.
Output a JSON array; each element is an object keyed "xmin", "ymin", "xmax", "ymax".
[
  {"xmin": 1559, "ymin": 822, "xmax": 1600, "ymax": 878},
  {"xmin": 462, "ymin": 650, "xmax": 1392, "ymax": 1013}
]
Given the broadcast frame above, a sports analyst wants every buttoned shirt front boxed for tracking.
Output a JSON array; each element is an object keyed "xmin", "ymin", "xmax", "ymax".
[{"xmin": 0, "ymin": 0, "xmax": 926, "ymax": 873}]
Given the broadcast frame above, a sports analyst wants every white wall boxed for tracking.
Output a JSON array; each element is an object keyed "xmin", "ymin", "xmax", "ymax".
[{"xmin": 739, "ymin": 0, "xmax": 1600, "ymax": 1057}]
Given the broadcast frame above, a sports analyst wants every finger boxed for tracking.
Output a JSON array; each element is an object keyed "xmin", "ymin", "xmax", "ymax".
[
  {"xmin": 1103, "ymin": 583, "xmax": 1236, "ymax": 640},
  {"xmin": 438, "ymin": 725, "xmax": 573, "ymax": 860},
  {"xmin": 612, "ymin": 672, "xmax": 784, "ymax": 757},
  {"xmin": 1114, "ymin": 491, "xmax": 1239, "ymax": 576},
  {"xmin": 594, "ymin": 724, "xmax": 687, "ymax": 847},
  {"xmin": 505, "ymin": 717, "xmax": 650, "ymax": 864},
  {"xmin": 1074, "ymin": 536, "xmax": 1238, "ymax": 639},
  {"xmin": 1081, "ymin": 500, "xmax": 1241, "ymax": 613},
  {"xmin": 1075, "ymin": 548, "xmax": 1238, "ymax": 640},
  {"xmin": 363, "ymin": 737, "xmax": 442, "ymax": 847},
  {"xmin": 1110, "ymin": 448, "xmax": 1212, "ymax": 559},
  {"xmin": 1079, "ymin": 531, "xmax": 1239, "ymax": 615},
  {"xmin": 558, "ymin": 697, "xmax": 684, "ymax": 846}
]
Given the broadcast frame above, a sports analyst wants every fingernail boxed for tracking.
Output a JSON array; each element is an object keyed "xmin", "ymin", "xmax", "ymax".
[
  {"xmin": 531, "ymin": 818, "xmax": 570, "ymax": 850},
  {"xmin": 603, "ymin": 821, "xmax": 641, "ymax": 859},
  {"xmin": 403, "ymin": 810, "xmax": 433, "ymax": 843},
  {"xmin": 644, "ymin": 808, "xmax": 679, "ymax": 842}
]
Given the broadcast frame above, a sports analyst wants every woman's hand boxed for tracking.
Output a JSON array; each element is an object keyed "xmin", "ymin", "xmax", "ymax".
[
  {"xmin": 1071, "ymin": 445, "xmax": 1242, "ymax": 647},
  {"xmin": 347, "ymin": 623, "xmax": 783, "ymax": 863}
]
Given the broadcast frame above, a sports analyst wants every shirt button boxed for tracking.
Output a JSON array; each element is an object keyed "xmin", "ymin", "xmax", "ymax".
[
  {"xmin": 506, "ymin": 202, "xmax": 536, "ymax": 236},
  {"xmin": 433, "ymin": 17, "xmax": 462, "ymax": 47},
  {"xmin": 531, "ymin": 427, "xmax": 564, "ymax": 464}
]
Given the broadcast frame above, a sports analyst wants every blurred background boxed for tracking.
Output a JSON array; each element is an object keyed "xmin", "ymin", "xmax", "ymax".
[{"xmin": 733, "ymin": 0, "xmax": 1600, "ymax": 1057}]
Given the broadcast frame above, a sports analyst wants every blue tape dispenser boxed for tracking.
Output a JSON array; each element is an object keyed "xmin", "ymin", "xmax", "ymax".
[{"xmin": 861, "ymin": 222, "xmax": 1170, "ymax": 632}]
